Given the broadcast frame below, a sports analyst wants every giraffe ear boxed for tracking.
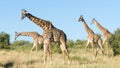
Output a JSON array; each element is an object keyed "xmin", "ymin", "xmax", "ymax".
[
  {"xmin": 80, "ymin": 15, "xmax": 83, "ymax": 17},
  {"xmin": 22, "ymin": 9, "xmax": 27, "ymax": 12},
  {"xmin": 15, "ymin": 32, "xmax": 18, "ymax": 34}
]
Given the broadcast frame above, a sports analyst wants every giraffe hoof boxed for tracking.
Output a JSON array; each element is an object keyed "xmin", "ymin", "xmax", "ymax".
[
  {"xmin": 62, "ymin": 61, "xmax": 65, "ymax": 65},
  {"xmin": 68, "ymin": 61, "xmax": 70, "ymax": 65},
  {"xmin": 50, "ymin": 62, "xmax": 53, "ymax": 65},
  {"xmin": 43, "ymin": 62, "xmax": 45, "ymax": 64}
]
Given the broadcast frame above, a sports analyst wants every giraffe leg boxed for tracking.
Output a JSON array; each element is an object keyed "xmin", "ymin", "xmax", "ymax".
[
  {"xmin": 103, "ymin": 40, "xmax": 109, "ymax": 55},
  {"xmin": 93, "ymin": 44, "xmax": 99, "ymax": 62},
  {"xmin": 35, "ymin": 43, "xmax": 38, "ymax": 52},
  {"xmin": 60, "ymin": 44, "xmax": 70, "ymax": 64},
  {"xmin": 60, "ymin": 36, "xmax": 70, "ymax": 64},
  {"xmin": 106, "ymin": 41, "xmax": 109, "ymax": 55},
  {"xmin": 102, "ymin": 39, "xmax": 106, "ymax": 45},
  {"xmin": 94, "ymin": 44, "xmax": 99, "ymax": 58},
  {"xmin": 91, "ymin": 42, "xmax": 94, "ymax": 52},
  {"xmin": 91, "ymin": 43, "xmax": 97, "ymax": 60},
  {"xmin": 60, "ymin": 44, "xmax": 65, "ymax": 64},
  {"xmin": 29, "ymin": 43, "xmax": 36, "ymax": 62},
  {"xmin": 43, "ymin": 39, "xmax": 53, "ymax": 65},
  {"xmin": 64, "ymin": 48, "xmax": 70, "ymax": 64},
  {"xmin": 63, "ymin": 44, "xmax": 70, "ymax": 64},
  {"xmin": 84, "ymin": 41, "xmax": 90, "ymax": 57},
  {"xmin": 35, "ymin": 42, "xmax": 39, "ymax": 60},
  {"xmin": 98, "ymin": 39, "xmax": 104, "ymax": 55},
  {"xmin": 43, "ymin": 44, "xmax": 48, "ymax": 65},
  {"xmin": 48, "ymin": 41, "xmax": 52, "ymax": 65}
]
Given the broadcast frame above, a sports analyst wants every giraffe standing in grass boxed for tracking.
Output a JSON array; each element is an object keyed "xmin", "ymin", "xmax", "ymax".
[
  {"xmin": 78, "ymin": 15, "xmax": 104, "ymax": 58},
  {"xmin": 15, "ymin": 31, "xmax": 43, "ymax": 59},
  {"xmin": 91, "ymin": 18, "xmax": 111, "ymax": 55},
  {"xmin": 21, "ymin": 9, "xmax": 70, "ymax": 64}
]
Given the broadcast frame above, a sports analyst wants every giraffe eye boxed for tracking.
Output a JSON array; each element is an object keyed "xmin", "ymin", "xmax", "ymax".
[
  {"xmin": 21, "ymin": 9, "xmax": 27, "ymax": 20},
  {"xmin": 21, "ymin": 13, "xmax": 26, "ymax": 20}
]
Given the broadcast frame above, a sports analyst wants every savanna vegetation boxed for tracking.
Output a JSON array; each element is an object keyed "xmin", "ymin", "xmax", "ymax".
[{"xmin": 0, "ymin": 28, "xmax": 120, "ymax": 68}]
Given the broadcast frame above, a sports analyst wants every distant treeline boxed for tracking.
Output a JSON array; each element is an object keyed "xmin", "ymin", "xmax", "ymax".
[{"xmin": 0, "ymin": 28, "xmax": 120, "ymax": 56}]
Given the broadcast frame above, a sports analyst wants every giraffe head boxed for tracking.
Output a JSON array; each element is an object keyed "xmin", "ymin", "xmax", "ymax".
[
  {"xmin": 78, "ymin": 15, "xmax": 84, "ymax": 22},
  {"xmin": 91, "ymin": 18, "xmax": 96, "ymax": 25},
  {"xmin": 15, "ymin": 32, "xmax": 20, "ymax": 40},
  {"xmin": 21, "ymin": 9, "xmax": 28, "ymax": 20}
]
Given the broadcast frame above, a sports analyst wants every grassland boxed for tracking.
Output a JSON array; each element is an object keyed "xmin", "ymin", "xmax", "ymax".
[{"xmin": 0, "ymin": 48, "xmax": 120, "ymax": 68}]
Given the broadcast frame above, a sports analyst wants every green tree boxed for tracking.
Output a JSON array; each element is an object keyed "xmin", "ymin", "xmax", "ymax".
[
  {"xmin": 0, "ymin": 32, "xmax": 10, "ymax": 49},
  {"xmin": 109, "ymin": 28, "xmax": 120, "ymax": 56}
]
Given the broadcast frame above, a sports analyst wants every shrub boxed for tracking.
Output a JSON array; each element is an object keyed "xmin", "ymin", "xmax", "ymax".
[
  {"xmin": 11, "ymin": 40, "xmax": 32, "ymax": 51},
  {"xmin": 109, "ymin": 28, "xmax": 120, "ymax": 56},
  {"xmin": 0, "ymin": 32, "xmax": 10, "ymax": 49},
  {"xmin": 11, "ymin": 40, "xmax": 43, "ymax": 52},
  {"xmin": 74, "ymin": 39, "xmax": 86, "ymax": 48},
  {"xmin": 52, "ymin": 42, "xmax": 61, "ymax": 53},
  {"xmin": 67, "ymin": 39, "xmax": 74, "ymax": 48}
]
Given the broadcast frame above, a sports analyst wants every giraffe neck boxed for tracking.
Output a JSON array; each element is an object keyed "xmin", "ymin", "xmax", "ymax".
[
  {"xmin": 26, "ymin": 13, "xmax": 53, "ymax": 30},
  {"xmin": 94, "ymin": 20, "xmax": 110, "ymax": 34},
  {"xmin": 18, "ymin": 32, "xmax": 37, "ymax": 37},
  {"xmin": 82, "ymin": 19, "xmax": 94, "ymax": 34}
]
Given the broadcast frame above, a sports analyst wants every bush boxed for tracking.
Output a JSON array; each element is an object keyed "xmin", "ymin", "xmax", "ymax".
[
  {"xmin": 11, "ymin": 40, "xmax": 43, "ymax": 52},
  {"xmin": 74, "ymin": 39, "xmax": 86, "ymax": 48},
  {"xmin": 109, "ymin": 28, "xmax": 120, "ymax": 56},
  {"xmin": 11, "ymin": 40, "xmax": 32, "ymax": 51},
  {"xmin": 52, "ymin": 42, "xmax": 61, "ymax": 53},
  {"xmin": 67, "ymin": 39, "xmax": 74, "ymax": 48},
  {"xmin": 0, "ymin": 32, "xmax": 10, "ymax": 49}
]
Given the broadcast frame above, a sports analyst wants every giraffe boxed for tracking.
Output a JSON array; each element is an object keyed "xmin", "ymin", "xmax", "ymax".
[
  {"xmin": 21, "ymin": 9, "xmax": 70, "ymax": 64},
  {"xmin": 91, "ymin": 18, "xmax": 111, "ymax": 55},
  {"xmin": 78, "ymin": 15, "xmax": 104, "ymax": 58},
  {"xmin": 15, "ymin": 31, "xmax": 43, "ymax": 60}
]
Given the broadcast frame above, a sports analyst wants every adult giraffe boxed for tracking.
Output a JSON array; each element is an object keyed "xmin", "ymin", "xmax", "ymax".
[
  {"xmin": 78, "ymin": 15, "xmax": 104, "ymax": 58},
  {"xmin": 21, "ymin": 9, "xmax": 70, "ymax": 64},
  {"xmin": 91, "ymin": 18, "xmax": 111, "ymax": 55}
]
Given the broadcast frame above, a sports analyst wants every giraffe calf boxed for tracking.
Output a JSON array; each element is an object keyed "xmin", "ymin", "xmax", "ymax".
[{"xmin": 15, "ymin": 31, "xmax": 44, "ymax": 60}]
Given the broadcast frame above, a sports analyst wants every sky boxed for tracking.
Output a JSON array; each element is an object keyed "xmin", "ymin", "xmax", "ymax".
[{"xmin": 0, "ymin": 0, "xmax": 120, "ymax": 43}]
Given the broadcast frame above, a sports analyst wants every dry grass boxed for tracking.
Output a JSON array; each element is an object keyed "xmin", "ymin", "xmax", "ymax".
[{"xmin": 0, "ymin": 49, "xmax": 120, "ymax": 68}]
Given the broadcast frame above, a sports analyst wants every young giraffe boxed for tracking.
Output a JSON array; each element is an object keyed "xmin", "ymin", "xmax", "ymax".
[
  {"xmin": 91, "ymin": 18, "xmax": 111, "ymax": 55},
  {"xmin": 15, "ymin": 31, "xmax": 43, "ymax": 59},
  {"xmin": 78, "ymin": 15, "xmax": 104, "ymax": 58},
  {"xmin": 21, "ymin": 9, "xmax": 70, "ymax": 64}
]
